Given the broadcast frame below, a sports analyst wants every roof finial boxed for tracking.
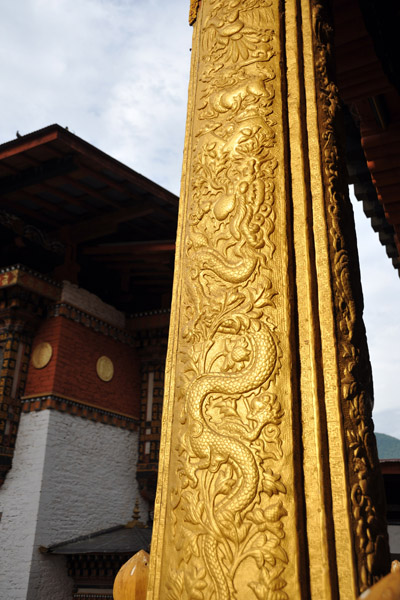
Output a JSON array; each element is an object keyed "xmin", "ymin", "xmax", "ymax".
[
  {"xmin": 132, "ymin": 497, "xmax": 140, "ymax": 522},
  {"xmin": 125, "ymin": 497, "xmax": 145, "ymax": 529}
]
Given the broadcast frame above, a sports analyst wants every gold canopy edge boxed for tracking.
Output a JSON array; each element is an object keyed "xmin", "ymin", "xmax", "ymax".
[{"xmin": 189, "ymin": 0, "xmax": 201, "ymax": 25}]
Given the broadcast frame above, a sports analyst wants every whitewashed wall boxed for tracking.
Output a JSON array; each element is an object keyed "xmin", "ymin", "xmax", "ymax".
[
  {"xmin": 61, "ymin": 281, "xmax": 126, "ymax": 329},
  {"xmin": 388, "ymin": 524, "xmax": 400, "ymax": 556},
  {"xmin": 0, "ymin": 409, "xmax": 143, "ymax": 600},
  {"xmin": 0, "ymin": 411, "xmax": 52, "ymax": 599}
]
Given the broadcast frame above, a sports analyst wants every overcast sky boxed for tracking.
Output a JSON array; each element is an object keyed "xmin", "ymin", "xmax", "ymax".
[{"xmin": 1, "ymin": 0, "xmax": 399, "ymax": 439}]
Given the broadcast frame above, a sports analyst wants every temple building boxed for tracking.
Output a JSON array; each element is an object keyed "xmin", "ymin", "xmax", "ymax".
[
  {"xmin": 376, "ymin": 433, "xmax": 400, "ymax": 563},
  {"xmin": 0, "ymin": 125, "xmax": 175, "ymax": 599}
]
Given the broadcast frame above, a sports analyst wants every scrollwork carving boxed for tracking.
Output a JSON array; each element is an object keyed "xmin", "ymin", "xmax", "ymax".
[
  {"xmin": 169, "ymin": 1, "xmax": 288, "ymax": 598},
  {"xmin": 312, "ymin": 0, "xmax": 390, "ymax": 591},
  {"xmin": 147, "ymin": 3, "xmax": 391, "ymax": 598}
]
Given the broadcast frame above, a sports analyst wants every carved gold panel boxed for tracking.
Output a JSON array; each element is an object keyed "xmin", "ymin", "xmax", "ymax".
[{"xmin": 146, "ymin": 1, "xmax": 390, "ymax": 598}]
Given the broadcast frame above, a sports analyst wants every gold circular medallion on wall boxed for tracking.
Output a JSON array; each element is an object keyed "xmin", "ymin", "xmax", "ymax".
[
  {"xmin": 31, "ymin": 342, "xmax": 53, "ymax": 369},
  {"xmin": 96, "ymin": 355, "xmax": 114, "ymax": 382}
]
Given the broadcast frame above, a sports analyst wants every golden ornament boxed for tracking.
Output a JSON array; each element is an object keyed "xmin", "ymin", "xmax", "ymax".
[
  {"xmin": 145, "ymin": 1, "xmax": 390, "ymax": 598},
  {"xmin": 31, "ymin": 342, "xmax": 53, "ymax": 369},
  {"xmin": 96, "ymin": 355, "xmax": 114, "ymax": 382}
]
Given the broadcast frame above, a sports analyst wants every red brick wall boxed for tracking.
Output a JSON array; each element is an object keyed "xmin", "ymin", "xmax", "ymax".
[{"xmin": 24, "ymin": 317, "xmax": 141, "ymax": 418}]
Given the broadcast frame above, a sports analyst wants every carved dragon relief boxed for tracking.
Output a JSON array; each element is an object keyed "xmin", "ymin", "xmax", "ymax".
[
  {"xmin": 312, "ymin": 0, "xmax": 390, "ymax": 591},
  {"xmin": 167, "ymin": 1, "xmax": 288, "ymax": 599}
]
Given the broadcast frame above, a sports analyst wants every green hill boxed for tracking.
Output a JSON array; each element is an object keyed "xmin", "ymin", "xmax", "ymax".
[{"xmin": 375, "ymin": 432, "xmax": 400, "ymax": 459}]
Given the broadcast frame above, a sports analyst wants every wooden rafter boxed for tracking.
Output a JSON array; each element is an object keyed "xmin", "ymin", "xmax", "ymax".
[
  {"xmin": 83, "ymin": 241, "xmax": 175, "ymax": 256},
  {"xmin": 57, "ymin": 205, "xmax": 155, "ymax": 244}
]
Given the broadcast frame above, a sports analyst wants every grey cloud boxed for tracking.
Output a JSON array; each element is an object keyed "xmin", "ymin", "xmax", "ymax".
[{"xmin": 0, "ymin": 2, "xmax": 398, "ymax": 436}]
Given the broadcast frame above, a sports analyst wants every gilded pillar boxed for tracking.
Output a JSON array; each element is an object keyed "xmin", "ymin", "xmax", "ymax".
[{"xmin": 146, "ymin": 1, "xmax": 390, "ymax": 598}]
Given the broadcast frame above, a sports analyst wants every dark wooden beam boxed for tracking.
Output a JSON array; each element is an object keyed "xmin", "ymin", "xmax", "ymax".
[
  {"xmin": 37, "ymin": 181, "xmax": 94, "ymax": 212},
  {"xmin": 83, "ymin": 241, "xmax": 175, "ymax": 256},
  {"xmin": 0, "ymin": 208, "xmax": 65, "ymax": 255},
  {"xmin": 0, "ymin": 130, "xmax": 60, "ymax": 160},
  {"xmin": 7, "ymin": 156, "xmax": 97, "ymax": 212},
  {"xmin": 66, "ymin": 146, "xmax": 178, "ymax": 208},
  {"xmin": 1, "ymin": 190, "xmax": 73, "ymax": 221},
  {"xmin": 78, "ymin": 164, "xmax": 131, "ymax": 198},
  {"xmin": 58, "ymin": 205, "xmax": 154, "ymax": 245},
  {"xmin": 64, "ymin": 175, "xmax": 123, "ymax": 208},
  {"xmin": 130, "ymin": 279, "xmax": 172, "ymax": 286},
  {"xmin": 0, "ymin": 156, "xmax": 77, "ymax": 195}
]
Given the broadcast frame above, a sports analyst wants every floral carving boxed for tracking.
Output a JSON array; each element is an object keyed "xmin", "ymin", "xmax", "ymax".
[
  {"xmin": 168, "ymin": 1, "xmax": 288, "ymax": 598},
  {"xmin": 312, "ymin": 0, "xmax": 390, "ymax": 591},
  {"xmin": 146, "ymin": 2, "xmax": 392, "ymax": 598}
]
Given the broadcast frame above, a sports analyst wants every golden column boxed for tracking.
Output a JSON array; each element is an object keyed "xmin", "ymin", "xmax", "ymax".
[{"xmin": 146, "ymin": 1, "xmax": 390, "ymax": 598}]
